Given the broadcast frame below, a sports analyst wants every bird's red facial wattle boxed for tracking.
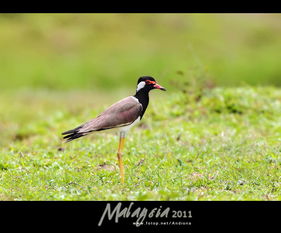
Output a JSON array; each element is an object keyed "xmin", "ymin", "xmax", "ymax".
[{"xmin": 145, "ymin": 80, "xmax": 166, "ymax": 91}]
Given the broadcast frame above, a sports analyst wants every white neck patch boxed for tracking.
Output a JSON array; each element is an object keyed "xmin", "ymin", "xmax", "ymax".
[{"xmin": 136, "ymin": 81, "xmax": 145, "ymax": 92}]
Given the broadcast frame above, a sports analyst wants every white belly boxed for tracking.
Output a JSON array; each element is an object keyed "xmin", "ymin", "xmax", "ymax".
[{"xmin": 119, "ymin": 116, "xmax": 141, "ymax": 135}]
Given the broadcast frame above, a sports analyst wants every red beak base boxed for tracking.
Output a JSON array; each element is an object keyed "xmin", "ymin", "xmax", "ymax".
[{"xmin": 153, "ymin": 84, "xmax": 166, "ymax": 91}]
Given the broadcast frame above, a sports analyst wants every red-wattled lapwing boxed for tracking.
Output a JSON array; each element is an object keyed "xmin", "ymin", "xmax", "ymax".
[{"xmin": 62, "ymin": 76, "xmax": 166, "ymax": 183}]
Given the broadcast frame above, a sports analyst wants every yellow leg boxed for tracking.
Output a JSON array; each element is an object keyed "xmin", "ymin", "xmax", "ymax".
[{"xmin": 117, "ymin": 134, "xmax": 125, "ymax": 184}]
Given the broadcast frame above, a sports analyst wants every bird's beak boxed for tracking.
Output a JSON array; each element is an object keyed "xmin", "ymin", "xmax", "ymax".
[{"xmin": 153, "ymin": 83, "xmax": 166, "ymax": 91}]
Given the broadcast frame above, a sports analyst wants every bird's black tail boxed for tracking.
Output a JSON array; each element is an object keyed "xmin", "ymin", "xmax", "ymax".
[{"xmin": 62, "ymin": 126, "xmax": 85, "ymax": 142}]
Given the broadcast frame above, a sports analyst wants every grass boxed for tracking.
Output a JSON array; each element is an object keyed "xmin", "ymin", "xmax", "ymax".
[
  {"xmin": 0, "ymin": 85, "xmax": 280, "ymax": 200},
  {"xmin": 0, "ymin": 14, "xmax": 280, "ymax": 200},
  {"xmin": 0, "ymin": 14, "xmax": 281, "ymax": 90}
]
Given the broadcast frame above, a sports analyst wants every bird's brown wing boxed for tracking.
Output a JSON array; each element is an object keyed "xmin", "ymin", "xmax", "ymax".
[{"xmin": 62, "ymin": 96, "xmax": 142, "ymax": 141}]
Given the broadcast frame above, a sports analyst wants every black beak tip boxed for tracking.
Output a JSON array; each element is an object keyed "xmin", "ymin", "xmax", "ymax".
[{"xmin": 153, "ymin": 83, "xmax": 166, "ymax": 91}]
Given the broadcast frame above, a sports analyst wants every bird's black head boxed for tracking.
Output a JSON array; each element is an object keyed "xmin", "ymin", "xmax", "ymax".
[{"xmin": 136, "ymin": 76, "xmax": 166, "ymax": 93}]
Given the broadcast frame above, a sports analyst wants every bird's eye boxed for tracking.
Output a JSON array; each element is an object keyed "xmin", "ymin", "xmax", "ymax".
[{"xmin": 145, "ymin": 80, "xmax": 156, "ymax": 85}]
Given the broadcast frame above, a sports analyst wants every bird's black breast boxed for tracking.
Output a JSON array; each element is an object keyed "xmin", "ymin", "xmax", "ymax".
[{"xmin": 134, "ymin": 91, "xmax": 149, "ymax": 119}]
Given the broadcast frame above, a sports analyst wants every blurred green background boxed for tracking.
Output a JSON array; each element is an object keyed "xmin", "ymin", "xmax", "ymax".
[
  {"xmin": 1, "ymin": 14, "xmax": 281, "ymax": 200},
  {"xmin": 1, "ymin": 13, "xmax": 281, "ymax": 91}
]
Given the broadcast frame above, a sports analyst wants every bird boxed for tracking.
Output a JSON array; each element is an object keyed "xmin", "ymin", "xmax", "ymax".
[{"xmin": 62, "ymin": 76, "xmax": 166, "ymax": 183}]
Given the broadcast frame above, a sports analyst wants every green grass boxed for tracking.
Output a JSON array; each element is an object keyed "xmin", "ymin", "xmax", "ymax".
[
  {"xmin": 1, "ymin": 86, "xmax": 280, "ymax": 200},
  {"xmin": 1, "ymin": 14, "xmax": 281, "ymax": 200},
  {"xmin": 0, "ymin": 14, "xmax": 281, "ymax": 90}
]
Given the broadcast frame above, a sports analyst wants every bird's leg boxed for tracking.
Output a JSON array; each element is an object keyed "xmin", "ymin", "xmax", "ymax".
[{"xmin": 117, "ymin": 132, "xmax": 126, "ymax": 184}]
